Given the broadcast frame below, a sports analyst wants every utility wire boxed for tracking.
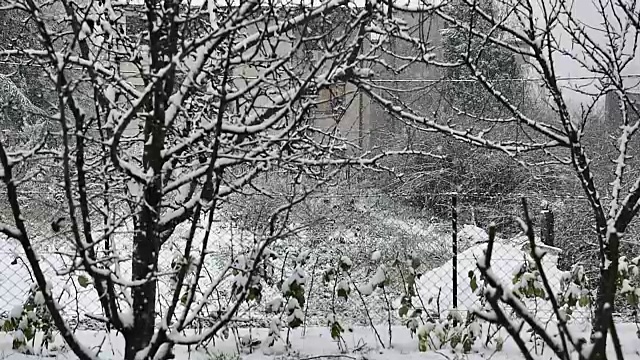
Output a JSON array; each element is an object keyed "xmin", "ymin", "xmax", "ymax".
[{"xmin": 2, "ymin": 59, "xmax": 640, "ymax": 84}]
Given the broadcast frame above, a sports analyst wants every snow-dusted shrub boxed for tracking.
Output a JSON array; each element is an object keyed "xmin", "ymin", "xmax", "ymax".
[
  {"xmin": 616, "ymin": 255, "xmax": 640, "ymax": 316},
  {"xmin": 393, "ymin": 251, "xmax": 484, "ymax": 353},
  {"xmin": 395, "ymin": 252, "xmax": 429, "ymax": 332},
  {"xmin": 417, "ymin": 310, "xmax": 482, "ymax": 353},
  {"xmin": 239, "ymin": 246, "xmax": 313, "ymax": 351},
  {"xmin": 507, "ymin": 255, "xmax": 592, "ymax": 322},
  {"xmin": 320, "ymin": 255, "xmax": 356, "ymax": 351},
  {"xmin": 557, "ymin": 264, "xmax": 592, "ymax": 320},
  {"xmin": 204, "ymin": 351, "xmax": 241, "ymax": 360},
  {"xmin": 1, "ymin": 284, "xmax": 57, "ymax": 354}
]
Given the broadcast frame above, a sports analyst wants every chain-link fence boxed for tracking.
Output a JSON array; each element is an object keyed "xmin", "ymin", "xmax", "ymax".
[
  {"xmin": 0, "ymin": 244, "xmax": 107, "ymax": 329},
  {"xmin": 0, "ymin": 190, "xmax": 609, "ymax": 330},
  {"xmin": 290, "ymin": 191, "xmax": 602, "ymax": 327},
  {"xmin": 0, "ymin": 215, "xmax": 259, "ymax": 330}
]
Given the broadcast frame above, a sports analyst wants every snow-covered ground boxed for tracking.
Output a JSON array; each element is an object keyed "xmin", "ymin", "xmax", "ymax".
[
  {"xmin": 0, "ymin": 219, "xmax": 256, "ymax": 323},
  {"xmin": 0, "ymin": 221, "xmax": 591, "ymax": 327},
  {"xmin": 1, "ymin": 324, "xmax": 639, "ymax": 359},
  {"xmin": 416, "ymin": 225, "xmax": 591, "ymax": 322},
  {"xmin": 0, "ymin": 220, "xmax": 600, "ymax": 360}
]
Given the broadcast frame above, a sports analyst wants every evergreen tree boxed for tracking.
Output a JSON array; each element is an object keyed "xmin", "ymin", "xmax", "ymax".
[
  {"xmin": 440, "ymin": 0, "xmax": 525, "ymax": 118},
  {"xmin": 0, "ymin": 9, "xmax": 50, "ymax": 131}
]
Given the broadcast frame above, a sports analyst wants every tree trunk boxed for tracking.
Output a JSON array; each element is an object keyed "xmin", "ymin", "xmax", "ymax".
[
  {"xmin": 125, "ymin": 160, "xmax": 162, "ymax": 359},
  {"xmin": 125, "ymin": 226, "xmax": 160, "ymax": 359},
  {"xmin": 591, "ymin": 230, "xmax": 621, "ymax": 360},
  {"xmin": 591, "ymin": 268, "xmax": 614, "ymax": 360}
]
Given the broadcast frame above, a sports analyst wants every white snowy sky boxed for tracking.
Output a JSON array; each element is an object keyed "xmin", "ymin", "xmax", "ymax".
[{"xmin": 545, "ymin": 0, "xmax": 640, "ymax": 108}]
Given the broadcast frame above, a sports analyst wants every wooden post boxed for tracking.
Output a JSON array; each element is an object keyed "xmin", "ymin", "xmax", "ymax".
[
  {"xmin": 540, "ymin": 200, "xmax": 555, "ymax": 247},
  {"xmin": 452, "ymin": 194, "xmax": 458, "ymax": 309}
]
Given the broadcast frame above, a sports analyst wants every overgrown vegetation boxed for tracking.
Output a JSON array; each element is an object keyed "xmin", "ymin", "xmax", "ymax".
[{"xmin": 1, "ymin": 0, "xmax": 640, "ymax": 360}]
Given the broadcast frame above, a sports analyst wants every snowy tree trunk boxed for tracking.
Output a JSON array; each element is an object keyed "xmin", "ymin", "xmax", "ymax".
[
  {"xmin": 126, "ymin": 230, "xmax": 160, "ymax": 359},
  {"xmin": 591, "ymin": 229, "xmax": 622, "ymax": 360}
]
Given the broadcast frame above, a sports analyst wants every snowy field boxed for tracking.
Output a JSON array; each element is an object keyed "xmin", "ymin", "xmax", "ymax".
[
  {"xmin": 0, "ymin": 220, "xmax": 257, "ymax": 324},
  {"xmin": 0, "ymin": 222, "xmax": 587, "ymax": 319},
  {"xmin": 1, "ymin": 324, "xmax": 640, "ymax": 359},
  {"xmin": 0, "ymin": 220, "xmax": 604, "ymax": 359}
]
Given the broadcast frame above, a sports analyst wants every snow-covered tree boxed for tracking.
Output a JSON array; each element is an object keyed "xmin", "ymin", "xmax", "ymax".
[
  {"xmin": 0, "ymin": 0, "xmax": 429, "ymax": 359},
  {"xmin": 2, "ymin": 0, "xmax": 639, "ymax": 359},
  {"xmin": 352, "ymin": 1, "xmax": 640, "ymax": 359},
  {"xmin": 440, "ymin": 0, "xmax": 525, "ymax": 117},
  {"xmin": 0, "ymin": 74, "xmax": 47, "ymax": 129}
]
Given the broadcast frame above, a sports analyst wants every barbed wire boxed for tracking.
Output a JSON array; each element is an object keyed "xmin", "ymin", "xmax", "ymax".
[
  {"xmin": 1, "ymin": 59, "xmax": 640, "ymax": 85},
  {"xmin": 7, "ymin": 188, "xmax": 600, "ymax": 200},
  {"xmin": 295, "ymin": 191, "xmax": 601, "ymax": 201}
]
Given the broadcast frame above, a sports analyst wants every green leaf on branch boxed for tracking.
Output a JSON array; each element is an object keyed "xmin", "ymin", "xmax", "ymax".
[
  {"xmin": 78, "ymin": 275, "xmax": 91, "ymax": 288},
  {"xmin": 330, "ymin": 322, "xmax": 344, "ymax": 340},
  {"xmin": 470, "ymin": 275, "xmax": 478, "ymax": 292},
  {"xmin": 578, "ymin": 295, "xmax": 590, "ymax": 307},
  {"xmin": 2, "ymin": 320, "xmax": 13, "ymax": 332},
  {"xmin": 337, "ymin": 287, "xmax": 350, "ymax": 299},
  {"xmin": 418, "ymin": 331, "xmax": 429, "ymax": 352}
]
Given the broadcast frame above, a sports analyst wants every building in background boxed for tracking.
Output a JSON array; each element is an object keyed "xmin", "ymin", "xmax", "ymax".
[
  {"xmin": 114, "ymin": 5, "xmax": 448, "ymax": 152},
  {"xmin": 108, "ymin": 5, "xmax": 539, "ymax": 153},
  {"xmin": 605, "ymin": 90, "xmax": 640, "ymax": 124}
]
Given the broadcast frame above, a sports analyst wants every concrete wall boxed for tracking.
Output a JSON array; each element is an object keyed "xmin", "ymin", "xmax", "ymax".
[
  {"xmin": 367, "ymin": 13, "xmax": 446, "ymax": 150},
  {"xmin": 605, "ymin": 90, "xmax": 640, "ymax": 124},
  {"xmin": 311, "ymin": 82, "xmax": 372, "ymax": 150}
]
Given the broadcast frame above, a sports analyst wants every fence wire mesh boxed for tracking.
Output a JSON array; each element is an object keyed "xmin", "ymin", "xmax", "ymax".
[
  {"xmin": 0, "ymin": 190, "xmax": 609, "ymax": 330},
  {"xmin": 290, "ymin": 191, "xmax": 600, "ymax": 327}
]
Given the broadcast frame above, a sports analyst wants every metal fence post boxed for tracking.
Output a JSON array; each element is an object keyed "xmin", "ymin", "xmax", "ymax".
[
  {"xmin": 540, "ymin": 200, "xmax": 555, "ymax": 247},
  {"xmin": 452, "ymin": 193, "xmax": 458, "ymax": 309}
]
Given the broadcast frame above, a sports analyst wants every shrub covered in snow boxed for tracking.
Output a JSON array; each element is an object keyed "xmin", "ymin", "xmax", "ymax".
[
  {"xmin": 417, "ymin": 310, "xmax": 482, "ymax": 353},
  {"xmin": 1, "ymin": 284, "xmax": 57, "ymax": 355},
  {"xmin": 616, "ymin": 255, "xmax": 640, "ymax": 313}
]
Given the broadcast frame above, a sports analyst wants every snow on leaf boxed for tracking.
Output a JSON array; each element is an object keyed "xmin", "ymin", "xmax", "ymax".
[
  {"xmin": 266, "ymin": 298, "xmax": 283, "ymax": 313},
  {"xmin": 358, "ymin": 283, "xmax": 374, "ymax": 296},
  {"xmin": 12, "ymin": 329, "xmax": 25, "ymax": 341},
  {"xmin": 339, "ymin": 256, "xmax": 352, "ymax": 270},
  {"xmin": 370, "ymin": 265, "xmax": 387, "ymax": 287},
  {"xmin": 34, "ymin": 291, "xmax": 45, "ymax": 305},
  {"xmin": 286, "ymin": 298, "xmax": 299, "ymax": 311},
  {"xmin": 119, "ymin": 309, "xmax": 134, "ymax": 328},
  {"xmin": 18, "ymin": 316, "xmax": 28, "ymax": 330},
  {"xmin": 10, "ymin": 305, "xmax": 23, "ymax": 319},
  {"xmin": 295, "ymin": 250, "xmax": 310, "ymax": 264},
  {"xmin": 371, "ymin": 250, "xmax": 381, "ymax": 262}
]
